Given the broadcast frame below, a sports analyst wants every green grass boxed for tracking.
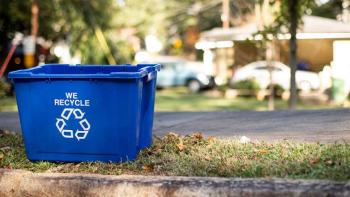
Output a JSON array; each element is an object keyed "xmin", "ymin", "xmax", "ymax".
[
  {"xmin": 1, "ymin": 132, "xmax": 349, "ymax": 181},
  {"xmin": 0, "ymin": 97, "xmax": 17, "ymax": 112},
  {"xmin": 155, "ymin": 88, "xmax": 334, "ymax": 111}
]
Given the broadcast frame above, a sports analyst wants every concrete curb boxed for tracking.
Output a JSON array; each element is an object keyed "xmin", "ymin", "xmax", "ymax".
[{"xmin": 0, "ymin": 169, "xmax": 349, "ymax": 197}]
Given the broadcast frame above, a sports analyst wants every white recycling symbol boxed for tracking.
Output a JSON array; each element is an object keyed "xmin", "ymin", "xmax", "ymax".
[{"xmin": 55, "ymin": 108, "xmax": 90, "ymax": 141}]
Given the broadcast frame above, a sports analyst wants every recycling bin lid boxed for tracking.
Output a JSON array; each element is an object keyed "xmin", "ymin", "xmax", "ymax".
[{"xmin": 8, "ymin": 64, "xmax": 161, "ymax": 79}]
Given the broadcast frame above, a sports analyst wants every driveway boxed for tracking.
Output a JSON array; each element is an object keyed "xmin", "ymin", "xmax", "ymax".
[{"xmin": 1, "ymin": 109, "xmax": 350, "ymax": 142}]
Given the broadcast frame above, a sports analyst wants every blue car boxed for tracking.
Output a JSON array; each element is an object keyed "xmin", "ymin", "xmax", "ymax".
[{"xmin": 155, "ymin": 60, "xmax": 215, "ymax": 93}]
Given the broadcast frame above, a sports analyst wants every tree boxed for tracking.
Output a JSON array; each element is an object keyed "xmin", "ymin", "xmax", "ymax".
[
  {"xmin": 0, "ymin": 0, "xmax": 123, "ymax": 65},
  {"xmin": 288, "ymin": 0, "xmax": 299, "ymax": 109},
  {"xmin": 311, "ymin": 0, "xmax": 343, "ymax": 19},
  {"xmin": 258, "ymin": 0, "xmax": 315, "ymax": 109}
]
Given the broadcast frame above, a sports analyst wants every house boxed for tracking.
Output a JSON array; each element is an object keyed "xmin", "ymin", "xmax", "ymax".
[{"xmin": 195, "ymin": 15, "xmax": 350, "ymax": 85}]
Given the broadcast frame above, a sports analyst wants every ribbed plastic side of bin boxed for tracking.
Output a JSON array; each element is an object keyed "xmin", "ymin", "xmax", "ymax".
[
  {"xmin": 8, "ymin": 64, "xmax": 160, "ymax": 162},
  {"xmin": 139, "ymin": 70, "xmax": 157, "ymax": 150}
]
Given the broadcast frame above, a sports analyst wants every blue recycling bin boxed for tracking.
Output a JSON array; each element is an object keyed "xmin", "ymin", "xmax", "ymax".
[{"xmin": 8, "ymin": 64, "xmax": 160, "ymax": 162}]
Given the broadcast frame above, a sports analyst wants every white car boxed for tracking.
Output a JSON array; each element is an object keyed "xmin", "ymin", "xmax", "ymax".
[{"xmin": 230, "ymin": 61, "xmax": 321, "ymax": 92}]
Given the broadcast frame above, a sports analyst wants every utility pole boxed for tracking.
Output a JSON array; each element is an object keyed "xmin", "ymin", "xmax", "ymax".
[
  {"xmin": 24, "ymin": 0, "xmax": 39, "ymax": 68},
  {"xmin": 267, "ymin": 42, "xmax": 275, "ymax": 111},
  {"xmin": 222, "ymin": 0, "xmax": 230, "ymax": 28},
  {"xmin": 31, "ymin": 0, "xmax": 39, "ymax": 39},
  {"xmin": 257, "ymin": 0, "xmax": 275, "ymax": 110}
]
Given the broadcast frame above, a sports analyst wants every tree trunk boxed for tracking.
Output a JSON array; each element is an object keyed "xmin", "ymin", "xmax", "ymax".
[{"xmin": 288, "ymin": 0, "xmax": 298, "ymax": 109}]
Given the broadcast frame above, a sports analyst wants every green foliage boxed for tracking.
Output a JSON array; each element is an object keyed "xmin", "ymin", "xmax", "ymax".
[
  {"xmin": 113, "ymin": 0, "xmax": 169, "ymax": 38},
  {"xmin": 0, "ymin": 97, "xmax": 17, "ymax": 112},
  {"xmin": 0, "ymin": 79, "xmax": 11, "ymax": 98},
  {"xmin": 271, "ymin": 0, "xmax": 316, "ymax": 32},
  {"xmin": 0, "ymin": 1, "xmax": 30, "ymax": 53},
  {"xmin": 231, "ymin": 79, "xmax": 261, "ymax": 90},
  {"xmin": 1, "ymin": 132, "xmax": 349, "ymax": 181},
  {"xmin": 254, "ymin": 0, "xmax": 316, "ymax": 42},
  {"xmin": 311, "ymin": 0, "xmax": 343, "ymax": 19},
  {"xmin": 0, "ymin": 0, "xmax": 123, "ymax": 64},
  {"xmin": 273, "ymin": 84, "xmax": 285, "ymax": 96}
]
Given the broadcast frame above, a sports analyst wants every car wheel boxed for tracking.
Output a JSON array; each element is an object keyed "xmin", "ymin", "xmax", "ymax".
[{"xmin": 187, "ymin": 79, "xmax": 201, "ymax": 93}]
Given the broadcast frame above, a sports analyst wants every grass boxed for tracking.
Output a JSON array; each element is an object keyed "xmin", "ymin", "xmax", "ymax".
[
  {"xmin": 0, "ymin": 97, "xmax": 17, "ymax": 112},
  {"xmin": 155, "ymin": 88, "xmax": 335, "ymax": 111},
  {"xmin": 1, "ymin": 132, "xmax": 349, "ymax": 181}
]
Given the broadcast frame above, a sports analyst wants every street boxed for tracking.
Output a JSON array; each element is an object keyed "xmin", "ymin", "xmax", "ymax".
[{"xmin": 1, "ymin": 109, "xmax": 350, "ymax": 142}]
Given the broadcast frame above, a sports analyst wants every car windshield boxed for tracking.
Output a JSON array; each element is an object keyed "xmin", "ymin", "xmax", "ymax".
[
  {"xmin": 255, "ymin": 66, "xmax": 282, "ymax": 71},
  {"xmin": 160, "ymin": 62, "xmax": 185, "ymax": 70}
]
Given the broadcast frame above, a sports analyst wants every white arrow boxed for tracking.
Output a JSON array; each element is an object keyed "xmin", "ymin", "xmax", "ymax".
[
  {"xmin": 56, "ymin": 118, "xmax": 66, "ymax": 132},
  {"xmin": 61, "ymin": 129, "xmax": 74, "ymax": 138},
  {"xmin": 73, "ymin": 108, "xmax": 85, "ymax": 119},
  {"xmin": 75, "ymin": 130, "xmax": 88, "ymax": 141},
  {"xmin": 79, "ymin": 119, "xmax": 90, "ymax": 131},
  {"xmin": 61, "ymin": 108, "xmax": 74, "ymax": 120}
]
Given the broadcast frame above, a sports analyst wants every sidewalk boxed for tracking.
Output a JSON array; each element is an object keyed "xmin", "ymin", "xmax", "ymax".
[
  {"xmin": 1, "ymin": 169, "xmax": 349, "ymax": 197},
  {"xmin": 1, "ymin": 109, "xmax": 350, "ymax": 142}
]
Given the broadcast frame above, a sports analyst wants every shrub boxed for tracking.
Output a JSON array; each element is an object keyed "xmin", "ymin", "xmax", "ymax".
[
  {"xmin": 0, "ymin": 78, "xmax": 11, "ymax": 98},
  {"xmin": 231, "ymin": 79, "xmax": 260, "ymax": 90}
]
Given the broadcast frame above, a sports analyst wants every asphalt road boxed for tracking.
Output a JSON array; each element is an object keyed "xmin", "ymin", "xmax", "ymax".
[{"xmin": 1, "ymin": 109, "xmax": 350, "ymax": 142}]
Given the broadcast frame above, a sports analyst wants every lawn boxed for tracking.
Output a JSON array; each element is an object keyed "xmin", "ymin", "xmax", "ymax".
[
  {"xmin": 1, "ymin": 132, "xmax": 349, "ymax": 181},
  {"xmin": 155, "ymin": 88, "xmax": 335, "ymax": 111},
  {"xmin": 0, "ymin": 97, "xmax": 17, "ymax": 112},
  {"xmin": 0, "ymin": 88, "xmax": 339, "ymax": 112}
]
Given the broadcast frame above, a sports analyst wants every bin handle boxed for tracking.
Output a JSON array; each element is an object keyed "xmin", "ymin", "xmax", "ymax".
[
  {"xmin": 138, "ymin": 64, "xmax": 161, "ymax": 73},
  {"xmin": 144, "ymin": 71, "xmax": 157, "ymax": 82}
]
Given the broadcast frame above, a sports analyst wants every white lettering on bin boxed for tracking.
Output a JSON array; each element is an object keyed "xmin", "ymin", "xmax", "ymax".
[{"xmin": 54, "ymin": 92, "xmax": 91, "ymax": 141}]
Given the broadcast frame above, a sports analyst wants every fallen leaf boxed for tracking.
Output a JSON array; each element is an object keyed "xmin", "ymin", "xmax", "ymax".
[
  {"xmin": 204, "ymin": 155, "xmax": 212, "ymax": 161},
  {"xmin": 207, "ymin": 136, "xmax": 216, "ymax": 142},
  {"xmin": 325, "ymin": 159, "xmax": 334, "ymax": 166},
  {"xmin": 0, "ymin": 146, "xmax": 11, "ymax": 152},
  {"xmin": 167, "ymin": 132, "xmax": 179, "ymax": 138},
  {"xmin": 176, "ymin": 142, "xmax": 185, "ymax": 151},
  {"xmin": 257, "ymin": 149, "xmax": 268, "ymax": 154},
  {"xmin": 176, "ymin": 137, "xmax": 186, "ymax": 151},
  {"xmin": 142, "ymin": 164, "xmax": 154, "ymax": 172},
  {"xmin": 150, "ymin": 146, "xmax": 163, "ymax": 155},
  {"xmin": 0, "ymin": 130, "xmax": 11, "ymax": 135},
  {"xmin": 310, "ymin": 158, "xmax": 320, "ymax": 165},
  {"xmin": 193, "ymin": 132, "xmax": 203, "ymax": 140},
  {"xmin": 165, "ymin": 132, "xmax": 180, "ymax": 142},
  {"xmin": 74, "ymin": 163, "xmax": 81, "ymax": 169}
]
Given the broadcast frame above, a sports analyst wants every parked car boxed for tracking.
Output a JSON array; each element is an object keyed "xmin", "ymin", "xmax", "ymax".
[
  {"xmin": 230, "ymin": 61, "xmax": 321, "ymax": 92},
  {"xmin": 151, "ymin": 58, "xmax": 215, "ymax": 93}
]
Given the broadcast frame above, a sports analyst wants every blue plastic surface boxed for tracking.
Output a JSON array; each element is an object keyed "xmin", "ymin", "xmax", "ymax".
[{"xmin": 8, "ymin": 64, "xmax": 160, "ymax": 162}]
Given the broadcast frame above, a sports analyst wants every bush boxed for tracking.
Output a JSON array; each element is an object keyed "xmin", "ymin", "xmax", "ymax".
[
  {"xmin": 271, "ymin": 84, "xmax": 285, "ymax": 97},
  {"xmin": 231, "ymin": 79, "xmax": 260, "ymax": 90},
  {"xmin": 0, "ymin": 78, "xmax": 11, "ymax": 98}
]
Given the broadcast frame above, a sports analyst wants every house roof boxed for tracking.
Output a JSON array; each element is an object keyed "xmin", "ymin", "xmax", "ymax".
[
  {"xmin": 198, "ymin": 16, "xmax": 350, "ymax": 45},
  {"xmin": 301, "ymin": 15, "xmax": 350, "ymax": 33}
]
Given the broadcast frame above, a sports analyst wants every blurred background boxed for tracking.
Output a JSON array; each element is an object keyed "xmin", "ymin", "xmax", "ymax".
[{"xmin": 1, "ymin": 0, "xmax": 350, "ymax": 112}]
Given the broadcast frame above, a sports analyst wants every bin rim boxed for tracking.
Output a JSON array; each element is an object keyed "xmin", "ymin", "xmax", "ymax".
[{"xmin": 8, "ymin": 64, "xmax": 161, "ymax": 79}]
